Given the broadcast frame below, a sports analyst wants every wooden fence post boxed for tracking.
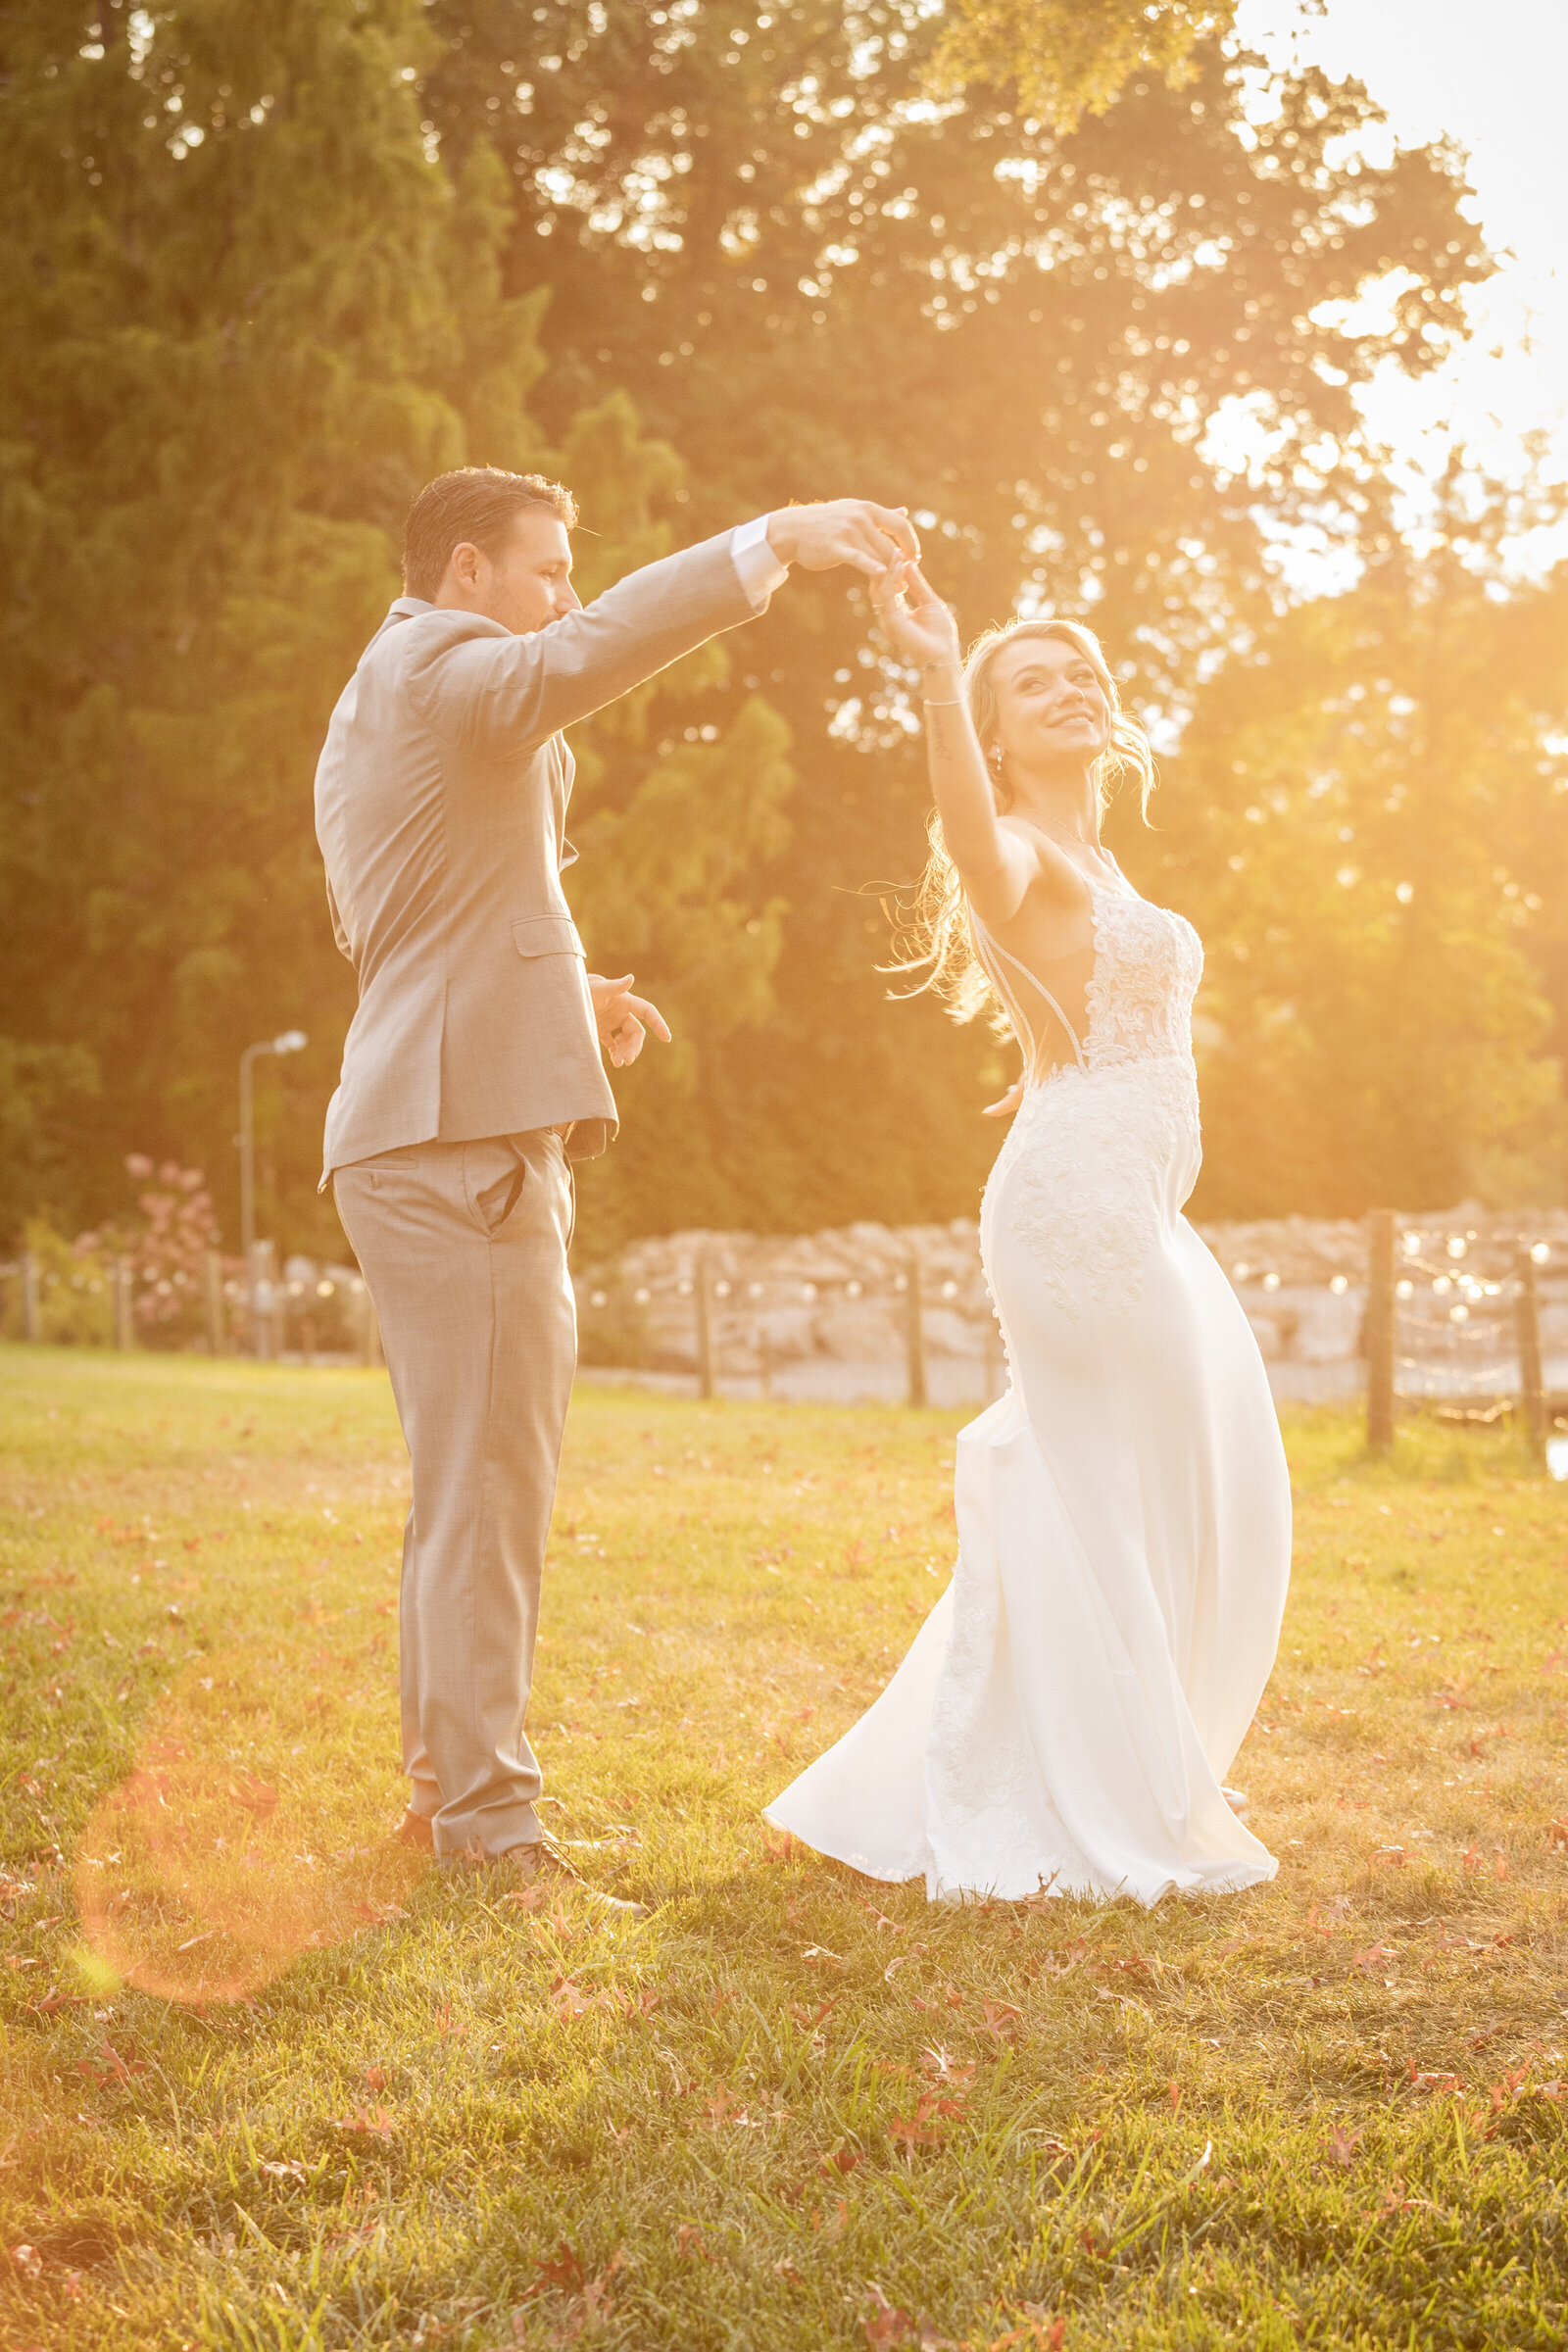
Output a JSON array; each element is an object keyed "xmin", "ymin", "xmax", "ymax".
[
  {"xmin": 904, "ymin": 1247, "xmax": 927, "ymax": 1409},
  {"xmin": 1365, "ymin": 1209, "xmax": 1396, "ymax": 1452},
  {"xmin": 1515, "ymin": 1248, "xmax": 1545, "ymax": 1456},
  {"xmin": 114, "ymin": 1255, "xmax": 134, "ymax": 1350},
  {"xmin": 251, "ymin": 1240, "xmax": 278, "ymax": 1361},
  {"xmin": 20, "ymin": 1251, "xmax": 39, "ymax": 1341},
  {"xmin": 204, "ymin": 1250, "xmax": 224, "ymax": 1355},
  {"xmin": 694, "ymin": 1250, "xmax": 715, "ymax": 1401}
]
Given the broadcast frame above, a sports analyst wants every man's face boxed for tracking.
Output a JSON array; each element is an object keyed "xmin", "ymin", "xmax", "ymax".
[{"xmin": 437, "ymin": 507, "xmax": 581, "ymax": 634}]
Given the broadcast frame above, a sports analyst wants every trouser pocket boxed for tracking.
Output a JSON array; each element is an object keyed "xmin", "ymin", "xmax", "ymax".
[{"xmin": 473, "ymin": 1149, "xmax": 527, "ymax": 1236}]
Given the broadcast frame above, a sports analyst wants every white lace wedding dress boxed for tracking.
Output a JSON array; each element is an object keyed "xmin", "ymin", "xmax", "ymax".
[{"xmin": 766, "ymin": 875, "xmax": 1291, "ymax": 1905}]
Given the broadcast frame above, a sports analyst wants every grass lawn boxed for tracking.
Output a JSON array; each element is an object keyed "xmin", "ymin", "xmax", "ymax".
[{"xmin": 3, "ymin": 1345, "xmax": 1568, "ymax": 2350}]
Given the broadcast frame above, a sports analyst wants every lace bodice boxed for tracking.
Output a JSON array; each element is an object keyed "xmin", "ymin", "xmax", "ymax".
[
  {"xmin": 973, "ymin": 882, "xmax": 1202, "ymax": 1085},
  {"xmin": 1083, "ymin": 887, "xmax": 1202, "ymax": 1071},
  {"xmin": 977, "ymin": 884, "xmax": 1206, "ymax": 1322}
]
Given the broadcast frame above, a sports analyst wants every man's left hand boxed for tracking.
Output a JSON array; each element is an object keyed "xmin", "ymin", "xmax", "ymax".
[{"xmin": 589, "ymin": 972, "xmax": 672, "ymax": 1067}]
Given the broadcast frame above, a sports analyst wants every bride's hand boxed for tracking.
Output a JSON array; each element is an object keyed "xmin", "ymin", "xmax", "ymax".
[
  {"xmin": 983, "ymin": 1075, "xmax": 1027, "ymax": 1119},
  {"xmin": 871, "ymin": 560, "xmax": 962, "ymax": 674}
]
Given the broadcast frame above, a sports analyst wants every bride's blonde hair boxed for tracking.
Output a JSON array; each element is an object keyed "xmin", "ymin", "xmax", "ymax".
[{"xmin": 885, "ymin": 616, "xmax": 1156, "ymax": 1029}]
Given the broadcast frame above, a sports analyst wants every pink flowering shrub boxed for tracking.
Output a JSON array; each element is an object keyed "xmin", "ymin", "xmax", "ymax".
[{"xmin": 75, "ymin": 1156, "xmax": 240, "ymax": 1346}]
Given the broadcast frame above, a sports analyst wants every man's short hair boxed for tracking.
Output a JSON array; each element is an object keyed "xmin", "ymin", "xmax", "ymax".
[{"xmin": 402, "ymin": 466, "xmax": 578, "ymax": 601}]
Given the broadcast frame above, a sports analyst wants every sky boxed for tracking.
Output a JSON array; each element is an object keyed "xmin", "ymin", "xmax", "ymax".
[{"xmin": 1230, "ymin": 0, "xmax": 1568, "ymax": 575}]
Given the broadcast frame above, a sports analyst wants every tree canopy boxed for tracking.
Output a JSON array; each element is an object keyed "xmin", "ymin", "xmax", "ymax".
[{"xmin": 1, "ymin": 0, "xmax": 1562, "ymax": 1258}]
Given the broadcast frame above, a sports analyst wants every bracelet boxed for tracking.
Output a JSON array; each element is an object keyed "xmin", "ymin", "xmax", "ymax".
[{"xmin": 921, "ymin": 697, "xmax": 963, "ymax": 708}]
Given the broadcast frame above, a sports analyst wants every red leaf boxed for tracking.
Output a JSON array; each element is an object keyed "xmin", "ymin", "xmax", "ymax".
[
  {"xmin": 704, "ymin": 2082, "xmax": 744, "ymax": 2128},
  {"xmin": 1325, "ymin": 2125, "xmax": 1362, "ymax": 2167},
  {"xmin": 887, "ymin": 2111, "xmax": 940, "ymax": 2157},
  {"xmin": 332, "ymin": 2103, "xmax": 395, "ymax": 2140},
  {"xmin": 528, "ymin": 2240, "xmax": 585, "ymax": 2298}
]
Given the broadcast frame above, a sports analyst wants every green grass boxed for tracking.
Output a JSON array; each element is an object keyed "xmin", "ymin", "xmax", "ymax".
[{"xmin": 3, "ymin": 1346, "xmax": 1568, "ymax": 2350}]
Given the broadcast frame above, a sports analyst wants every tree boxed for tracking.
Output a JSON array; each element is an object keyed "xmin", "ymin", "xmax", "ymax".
[
  {"xmin": 0, "ymin": 0, "xmax": 560, "ymax": 1247},
  {"xmin": 421, "ymin": 3, "xmax": 1493, "ymax": 1241},
  {"xmin": 1142, "ymin": 543, "xmax": 1568, "ymax": 1215},
  {"xmin": 927, "ymin": 0, "xmax": 1236, "ymax": 129}
]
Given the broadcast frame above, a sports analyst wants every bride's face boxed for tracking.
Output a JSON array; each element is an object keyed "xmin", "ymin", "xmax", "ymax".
[{"xmin": 989, "ymin": 636, "xmax": 1112, "ymax": 772}]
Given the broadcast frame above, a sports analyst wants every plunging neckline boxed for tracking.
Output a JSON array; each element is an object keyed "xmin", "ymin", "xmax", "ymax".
[{"xmin": 972, "ymin": 872, "xmax": 1144, "ymax": 1083}]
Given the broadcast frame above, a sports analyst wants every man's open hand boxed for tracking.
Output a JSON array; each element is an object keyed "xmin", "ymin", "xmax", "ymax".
[
  {"xmin": 766, "ymin": 501, "xmax": 920, "ymax": 580},
  {"xmin": 589, "ymin": 972, "xmax": 671, "ymax": 1068}
]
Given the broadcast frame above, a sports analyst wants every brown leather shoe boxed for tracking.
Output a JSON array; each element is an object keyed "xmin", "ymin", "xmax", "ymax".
[
  {"xmin": 395, "ymin": 1809, "xmax": 436, "ymax": 1854},
  {"xmin": 493, "ymin": 1835, "xmax": 648, "ymax": 1920}
]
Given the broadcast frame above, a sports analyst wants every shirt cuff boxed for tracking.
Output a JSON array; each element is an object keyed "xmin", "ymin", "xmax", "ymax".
[{"xmin": 730, "ymin": 514, "xmax": 790, "ymax": 612}]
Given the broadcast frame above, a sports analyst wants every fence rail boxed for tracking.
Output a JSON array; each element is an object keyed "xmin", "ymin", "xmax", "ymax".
[
  {"xmin": 7, "ymin": 1210, "xmax": 1568, "ymax": 1435},
  {"xmin": 0, "ymin": 1245, "xmax": 382, "ymax": 1367}
]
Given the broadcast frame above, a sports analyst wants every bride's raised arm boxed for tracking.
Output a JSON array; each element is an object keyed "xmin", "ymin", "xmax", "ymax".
[{"xmin": 872, "ymin": 560, "xmax": 1039, "ymax": 930}]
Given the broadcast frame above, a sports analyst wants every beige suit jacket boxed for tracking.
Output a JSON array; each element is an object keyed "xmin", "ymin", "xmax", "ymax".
[{"xmin": 316, "ymin": 530, "xmax": 762, "ymax": 1181}]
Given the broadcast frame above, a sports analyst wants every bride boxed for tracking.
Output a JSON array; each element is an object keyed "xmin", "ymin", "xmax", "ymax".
[{"xmin": 766, "ymin": 564, "xmax": 1292, "ymax": 1905}]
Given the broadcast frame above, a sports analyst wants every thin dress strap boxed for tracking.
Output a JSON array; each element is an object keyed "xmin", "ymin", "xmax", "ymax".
[{"xmin": 970, "ymin": 911, "xmax": 1087, "ymax": 1080}]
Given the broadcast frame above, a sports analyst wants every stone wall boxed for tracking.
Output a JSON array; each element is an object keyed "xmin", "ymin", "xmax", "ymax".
[{"xmin": 574, "ymin": 1205, "xmax": 1568, "ymax": 1405}]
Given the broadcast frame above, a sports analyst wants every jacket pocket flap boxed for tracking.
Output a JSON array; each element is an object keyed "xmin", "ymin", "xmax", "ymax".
[{"xmin": 512, "ymin": 914, "xmax": 585, "ymax": 959}]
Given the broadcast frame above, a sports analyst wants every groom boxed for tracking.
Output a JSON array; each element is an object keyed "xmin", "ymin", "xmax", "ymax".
[{"xmin": 318, "ymin": 466, "xmax": 917, "ymax": 1897}]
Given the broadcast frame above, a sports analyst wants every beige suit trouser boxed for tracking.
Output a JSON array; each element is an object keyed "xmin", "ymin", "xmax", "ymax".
[{"xmin": 333, "ymin": 1129, "xmax": 575, "ymax": 1860}]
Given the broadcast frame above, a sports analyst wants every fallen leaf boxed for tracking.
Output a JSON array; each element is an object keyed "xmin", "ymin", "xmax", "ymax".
[
  {"xmin": 863, "ymin": 2283, "xmax": 918, "ymax": 2347},
  {"xmin": 1325, "ymin": 2126, "xmax": 1362, "ymax": 2167},
  {"xmin": 887, "ymin": 2109, "xmax": 942, "ymax": 2159},
  {"xmin": 332, "ymin": 2104, "xmax": 395, "ymax": 2140},
  {"xmin": 227, "ymin": 1773, "xmax": 278, "ymax": 1819},
  {"xmin": 526, "ymin": 2241, "xmax": 585, "ymax": 2299},
  {"xmin": 704, "ymin": 2082, "xmax": 741, "ymax": 2128}
]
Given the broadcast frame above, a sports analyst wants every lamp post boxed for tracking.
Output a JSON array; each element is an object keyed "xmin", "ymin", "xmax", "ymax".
[{"xmin": 239, "ymin": 1030, "xmax": 307, "ymax": 1355}]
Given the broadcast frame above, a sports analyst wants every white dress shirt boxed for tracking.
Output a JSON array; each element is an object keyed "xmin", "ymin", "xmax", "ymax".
[{"xmin": 729, "ymin": 514, "xmax": 790, "ymax": 611}]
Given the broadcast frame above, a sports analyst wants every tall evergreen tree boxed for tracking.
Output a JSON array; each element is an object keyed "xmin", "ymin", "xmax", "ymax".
[{"xmin": 0, "ymin": 0, "xmax": 645, "ymax": 1247}]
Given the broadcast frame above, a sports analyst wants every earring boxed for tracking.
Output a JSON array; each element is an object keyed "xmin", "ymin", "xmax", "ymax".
[{"xmin": 989, "ymin": 745, "xmax": 1004, "ymax": 772}]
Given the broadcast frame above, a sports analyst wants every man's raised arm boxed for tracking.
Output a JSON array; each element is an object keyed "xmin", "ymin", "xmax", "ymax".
[{"xmin": 403, "ymin": 501, "xmax": 919, "ymax": 757}]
